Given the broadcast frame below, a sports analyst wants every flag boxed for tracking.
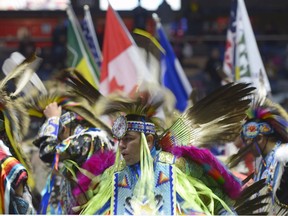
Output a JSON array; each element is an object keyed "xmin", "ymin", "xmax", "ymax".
[
  {"xmin": 223, "ymin": 0, "xmax": 271, "ymax": 97},
  {"xmin": 100, "ymin": 5, "xmax": 151, "ymax": 96},
  {"xmin": 66, "ymin": 5, "xmax": 100, "ymax": 89},
  {"xmin": 82, "ymin": 5, "xmax": 102, "ymax": 68},
  {"xmin": 154, "ymin": 14, "xmax": 192, "ymax": 112}
]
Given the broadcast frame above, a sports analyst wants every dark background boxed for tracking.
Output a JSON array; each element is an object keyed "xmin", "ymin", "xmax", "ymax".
[{"xmin": 0, "ymin": 0, "xmax": 287, "ymax": 107}]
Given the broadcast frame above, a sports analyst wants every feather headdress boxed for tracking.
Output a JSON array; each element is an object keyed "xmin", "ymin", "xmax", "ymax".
[
  {"xmin": 98, "ymin": 82, "xmax": 254, "ymax": 146},
  {"xmin": 242, "ymin": 96, "xmax": 288, "ymax": 143},
  {"xmin": 98, "ymin": 82, "xmax": 175, "ymax": 135},
  {"xmin": 97, "ymin": 82, "xmax": 255, "ymax": 205},
  {"xmin": 0, "ymin": 53, "xmax": 42, "ymax": 189},
  {"xmin": 20, "ymin": 72, "xmax": 112, "ymax": 137},
  {"xmin": 227, "ymin": 96, "xmax": 288, "ymax": 170}
]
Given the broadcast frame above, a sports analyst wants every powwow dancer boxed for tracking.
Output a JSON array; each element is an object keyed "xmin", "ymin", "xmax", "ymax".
[
  {"xmin": 22, "ymin": 70, "xmax": 114, "ymax": 214},
  {"xmin": 0, "ymin": 54, "xmax": 39, "ymax": 214},
  {"xmin": 232, "ymin": 97, "xmax": 288, "ymax": 215},
  {"xmin": 78, "ymin": 82, "xmax": 255, "ymax": 215}
]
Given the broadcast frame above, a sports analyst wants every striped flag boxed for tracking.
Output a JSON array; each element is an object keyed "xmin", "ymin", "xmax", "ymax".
[
  {"xmin": 154, "ymin": 14, "xmax": 192, "ymax": 112},
  {"xmin": 223, "ymin": 0, "xmax": 271, "ymax": 97},
  {"xmin": 66, "ymin": 5, "xmax": 100, "ymax": 89},
  {"xmin": 82, "ymin": 5, "xmax": 102, "ymax": 68},
  {"xmin": 99, "ymin": 5, "xmax": 150, "ymax": 96}
]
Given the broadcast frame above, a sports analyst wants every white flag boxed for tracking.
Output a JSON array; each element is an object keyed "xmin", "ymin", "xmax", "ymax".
[{"xmin": 223, "ymin": 0, "xmax": 271, "ymax": 97}]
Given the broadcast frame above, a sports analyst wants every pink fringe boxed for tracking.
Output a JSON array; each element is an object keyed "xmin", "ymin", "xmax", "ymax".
[
  {"xmin": 72, "ymin": 150, "xmax": 115, "ymax": 196},
  {"xmin": 171, "ymin": 146, "xmax": 241, "ymax": 199}
]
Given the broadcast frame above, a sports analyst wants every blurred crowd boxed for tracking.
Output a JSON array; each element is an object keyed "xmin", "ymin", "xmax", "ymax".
[{"xmin": 1, "ymin": 0, "xmax": 288, "ymax": 106}]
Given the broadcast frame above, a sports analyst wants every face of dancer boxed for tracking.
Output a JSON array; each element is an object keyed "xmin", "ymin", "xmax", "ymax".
[
  {"xmin": 118, "ymin": 131, "xmax": 154, "ymax": 166},
  {"xmin": 242, "ymin": 134, "xmax": 271, "ymax": 157}
]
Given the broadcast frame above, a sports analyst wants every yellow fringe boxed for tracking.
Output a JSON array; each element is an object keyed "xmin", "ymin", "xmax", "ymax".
[
  {"xmin": 4, "ymin": 115, "xmax": 35, "ymax": 189},
  {"xmin": 174, "ymin": 166, "xmax": 233, "ymax": 215},
  {"xmin": 133, "ymin": 133, "xmax": 155, "ymax": 201},
  {"xmin": 80, "ymin": 166, "xmax": 114, "ymax": 215},
  {"xmin": 80, "ymin": 148, "xmax": 121, "ymax": 214}
]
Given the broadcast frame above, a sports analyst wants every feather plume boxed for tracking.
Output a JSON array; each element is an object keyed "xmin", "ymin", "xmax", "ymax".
[
  {"xmin": 234, "ymin": 179, "xmax": 270, "ymax": 215},
  {"xmin": 72, "ymin": 150, "xmax": 115, "ymax": 197},
  {"xmin": 0, "ymin": 93, "xmax": 29, "ymax": 141},
  {"xmin": 0, "ymin": 52, "xmax": 37, "ymax": 140},
  {"xmin": 0, "ymin": 53, "xmax": 42, "ymax": 96},
  {"xmin": 98, "ymin": 83, "xmax": 174, "ymax": 131},
  {"xmin": 244, "ymin": 96, "xmax": 288, "ymax": 143},
  {"xmin": 54, "ymin": 68, "xmax": 101, "ymax": 104},
  {"xmin": 171, "ymin": 145, "xmax": 242, "ymax": 199},
  {"xmin": 241, "ymin": 171, "xmax": 255, "ymax": 185},
  {"xmin": 275, "ymin": 144, "xmax": 288, "ymax": 163},
  {"xmin": 236, "ymin": 178, "xmax": 266, "ymax": 204},
  {"xmin": 159, "ymin": 83, "xmax": 255, "ymax": 147},
  {"xmin": 0, "ymin": 54, "xmax": 40, "ymax": 189},
  {"xmin": 20, "ymin": 80, "xmax": 112, "ymax": 137}
]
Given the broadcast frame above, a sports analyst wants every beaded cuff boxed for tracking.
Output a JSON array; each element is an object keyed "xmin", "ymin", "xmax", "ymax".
[
  {"xmin": 38, "ymin": 117, "xmax": 60, "ymax": 138},
  {"xmin": 60, "ymin": 111, "xmax": 77, "ymax": 125}
]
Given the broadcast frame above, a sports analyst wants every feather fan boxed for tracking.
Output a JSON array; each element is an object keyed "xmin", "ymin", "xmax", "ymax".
[{"xmin": 159, "ymin": 83, "xmax": 255, "ymax": 147}]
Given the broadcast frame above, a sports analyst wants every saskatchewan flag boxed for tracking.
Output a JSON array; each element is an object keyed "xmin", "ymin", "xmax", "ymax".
[{"xmin": 66, "ymin": 5, "xmax": 100, "ymax": 88}]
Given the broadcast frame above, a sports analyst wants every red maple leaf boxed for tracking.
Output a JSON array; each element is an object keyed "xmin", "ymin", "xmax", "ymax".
[{"xmin": 109, "ymin": 76, "xmax": 125, "ymax": 93}]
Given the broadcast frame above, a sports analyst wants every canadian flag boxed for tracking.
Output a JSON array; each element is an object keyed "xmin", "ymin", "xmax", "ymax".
[{"xmin": 99, "ymin": 5, "xmax": 150, "ymax": 96}]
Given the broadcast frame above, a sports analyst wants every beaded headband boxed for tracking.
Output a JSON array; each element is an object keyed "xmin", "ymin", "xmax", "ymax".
[
  {"xmin": 242, "ymin": 121, "xmax": 274, "ymax": 138},
  {"xmin": 112, "ymin": 115, "xmax": 156, "ymax": 139}
]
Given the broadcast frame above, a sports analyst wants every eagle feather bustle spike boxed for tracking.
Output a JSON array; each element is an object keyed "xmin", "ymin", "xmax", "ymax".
[
  {"xmin": 159, "ymin": 83, "xmax": 255, "ymax": 147},
  {"xmin": 55, "ymin": 68, "xmax": 102, "ymax": 104}
]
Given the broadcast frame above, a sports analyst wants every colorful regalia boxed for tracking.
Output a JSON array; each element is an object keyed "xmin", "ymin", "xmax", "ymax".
[
  {"xmin": 235, "ymin": 97, "xmax": 288, "ymax": 215},
  {"xmin": 77, "ymin": 82, "xmax": 255, "ymax": 215},
  {"xmin": 22, "ymin": 70, "xmax": 115, "ymax": 214},
  {"xmin": 0, "ymin": 146, "xmax": 34, "ymax": 214},
  {"xmin": 34, "ymin": 115, "xmax": 114, "ymax": 214},
  {"xmin": 0, "ymin": 54, "xmax": 39, "ymax": 214}
]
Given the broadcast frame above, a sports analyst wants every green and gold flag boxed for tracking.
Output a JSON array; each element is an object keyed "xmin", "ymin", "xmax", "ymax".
[{"xmin": 66, "ymin": 5, "xmax": 100, "ymax": 89}]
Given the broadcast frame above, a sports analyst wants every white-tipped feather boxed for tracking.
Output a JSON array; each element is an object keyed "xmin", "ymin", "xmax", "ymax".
[{"xmin": 1, "ymin": 52, "xmax": 47, "ymax": 96}]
